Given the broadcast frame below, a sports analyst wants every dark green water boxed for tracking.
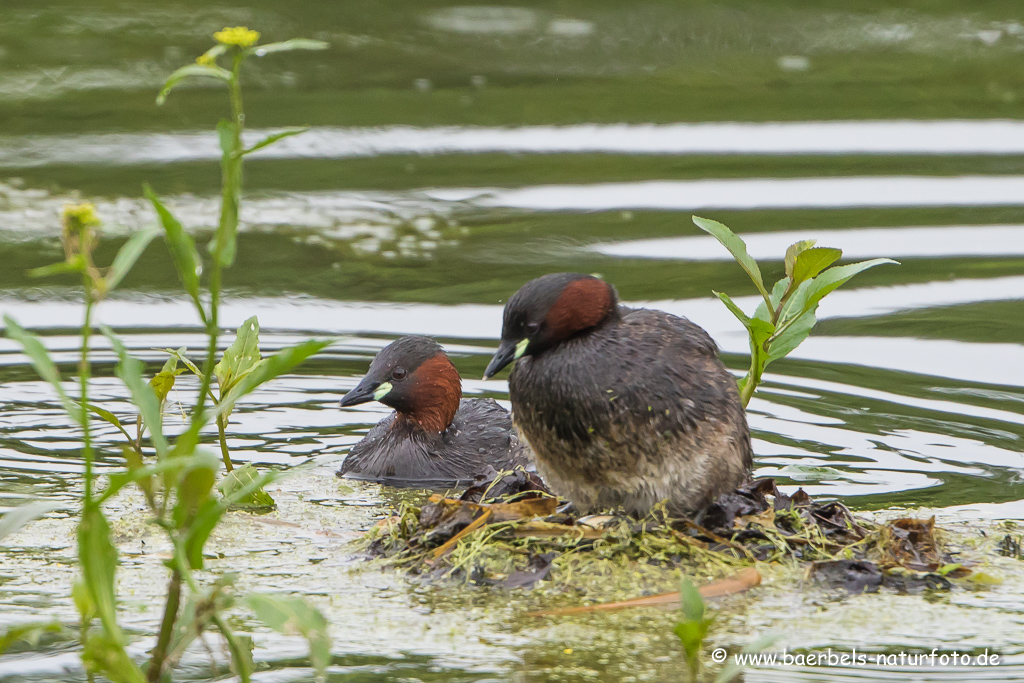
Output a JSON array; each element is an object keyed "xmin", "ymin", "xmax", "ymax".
[{"xmin": 4, "ymin": 1, "xmax": 1024, "ymax": 681}]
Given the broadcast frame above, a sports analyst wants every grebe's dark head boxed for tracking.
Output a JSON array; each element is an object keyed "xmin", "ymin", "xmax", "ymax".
[
  {"xmin": 484, "ymin": 273, "xmax": 617, "ymax": 379},
  {"xmin": 340, "ymin": 335, "xmax": 462, "ymax": 432}
]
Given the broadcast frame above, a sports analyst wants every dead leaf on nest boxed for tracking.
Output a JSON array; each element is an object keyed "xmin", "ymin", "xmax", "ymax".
[{"xmin": 529, "ymin": 567, "xmax": 762, "ymax": 616}]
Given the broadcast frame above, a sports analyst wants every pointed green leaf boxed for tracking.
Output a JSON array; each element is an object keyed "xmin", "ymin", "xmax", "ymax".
[
  {"xmin": 3, "ymin": 316, "xmax": 82, "ymax": 424},
  {"xmin": 753, "ymin": 278, "xmax": 789, "ymax": 323},
  {"xmin": 156, "ymin": 63, "xmax": 231, "ymax": 105},
  {"xmin": 77, "ymin": 503, "xmax": 145, "ymax": 683},
  {"xmin": 244, "ymin": 593, "xmax": 331, "ymax": 677},
  {"xmin": 88, "ymin": 404, "xmax": 134, "ymax": 443},
  {"xmin": 791, "ymin": 247, "xmax": 842, "ymax": 286},
  {"xmin": 252, "ymin": 39, "xmax": 329, "ymax": 55},
  {"xmin": 243, "ymin": 127, "xmax": 309, "ymax": 155},
  {"xmin": 0, "ymin": 622, "xmax": 62, "ymax": 656},
  {"xmin": 714, "ymin": 292, "xmax": 774, "ymax": 349},
  {"xmin": 784, "ymin": 239, "xmax": 816, "ymax": 279},
  {"xmin": 215, "ymin": 316, "xmax": 261, "ymax": 393},
  {"xmin": 218, "ymin": 464, "xmax": 275, "ymax": 508},
  {"xmin": 0, "ymin": 500, "xmax": 59, "ymax": 542},
  {"xmin": 712, "ymin": 633, "xmax": 782, "ymax": 683},
  {"xmin": 184, "ymin": 465, "xmax": 277, "ymax": 569},
  {"xmin": 144, "ymin": 185, "xmax": 205, "ymax": 321},
  {"xmin": 212, "ymin": 339, "xmax": 331, "ymax": 423},
  {"xmin": 680, "ymin": 579, "xmax": 705, "ymax": 623},
  {"xmin": 105, "ymin": 227, "xmax": 160, "ymax": 293},
  {"xmin": 693, "ymin": 216, "xmax": 770, "ymax": 302},
  {"xmin": 173, "ymin": 458, "xmax": 217, "ymax": 529},
  {"xmin": 766, "ymin": 307, "xmax": 817, "ymax": 363},
  {"xmin": 102, "ymin": 328, "xmax": 168, "ymax": 458},
  {"xmin": 785, "ymin": 258, "xmax": 899, "ymax": 320},
  {"xmin": 164, "ymin": 347, "xmax": 203, "ymax": 377},
  {"xmin": 28, "ymin": 258, "xmax": 84, "ymax": 278}
]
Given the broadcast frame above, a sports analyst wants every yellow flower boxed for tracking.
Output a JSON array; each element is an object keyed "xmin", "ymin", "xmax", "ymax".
[
  {"xmin": 196, "ymin": 53, "xmax": 215, "ymax": 66},
  {"xmin": 213, "ymin": 26, "xmax": 260, "ymax": 47},
  {"xmin": 61, "ymin": 202, "xmax": 100, "ymax": 259},
  {"xmin": 63, "ymin": 202, "xmax": 100, "ymax": 228}
]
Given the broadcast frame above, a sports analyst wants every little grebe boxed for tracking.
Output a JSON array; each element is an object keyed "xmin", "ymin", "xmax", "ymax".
[
  {"xmin": 339, "ymin": 335, "xmax": 528, "ymax": 486},
  {"xmin": 484, "ymin": 273, "xmax": 752, "ymax": 515}
]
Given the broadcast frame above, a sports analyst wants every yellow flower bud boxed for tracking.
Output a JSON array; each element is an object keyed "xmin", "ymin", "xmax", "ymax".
[
  {"xmin": 213, "ymin": 26, "xmax": 260, "ymax": 48},
  {"xmin": 61, "ymin": 202, "xmax": 100, "ymax": 260}
]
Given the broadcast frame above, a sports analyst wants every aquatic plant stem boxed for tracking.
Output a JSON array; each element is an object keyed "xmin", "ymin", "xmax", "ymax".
[
  {"xmin": 147, "ymin": 570, "xmax": 181, "ymax": 683},
  {"xmin": 739, "ymin": 344, "xmax": 763, "ymax": 409},
  {"xmin": 78, "ymin": 298, "xmax": 95, "ymax": 504},
  {"xmin": 217, "ymin": 415, "xmax": 233, "ymax": 472}
]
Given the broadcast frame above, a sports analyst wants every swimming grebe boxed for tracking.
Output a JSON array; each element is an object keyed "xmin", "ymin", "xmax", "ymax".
[{"xmin": 339, "ymin": 335, "xmax": 528, "ymax": 486}]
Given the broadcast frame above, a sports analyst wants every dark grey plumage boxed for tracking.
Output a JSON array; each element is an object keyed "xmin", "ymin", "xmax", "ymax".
[
  {"xmin": 337, "ymin": 335, "xmax": 529, "ymax": 487},
  {"xmin": 487, "ymin": 274, "xmax": 752, "ymax": 516},
  {"xmin": 339, "ymin": 398, "xmax": 528, "ymax": 487}
]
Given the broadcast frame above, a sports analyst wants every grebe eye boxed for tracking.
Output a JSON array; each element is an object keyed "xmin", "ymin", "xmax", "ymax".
[
  {"xmin": 392, "ymin": 366, "xmax": 407, "ymax": 380},
  {"xmin": 525, "ymin": 322, "xmax": 540, "ymax": 335}
]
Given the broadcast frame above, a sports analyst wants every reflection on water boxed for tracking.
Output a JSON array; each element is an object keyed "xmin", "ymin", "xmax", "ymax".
[{"xmin": 4, "ymin": 0, "xmax": 1024, "ymax": 680}]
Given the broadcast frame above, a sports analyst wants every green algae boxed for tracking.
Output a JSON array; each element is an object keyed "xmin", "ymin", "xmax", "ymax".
[{"xmin": 5, "ymin": 469, "xmax": 1024, "ymax": 683}]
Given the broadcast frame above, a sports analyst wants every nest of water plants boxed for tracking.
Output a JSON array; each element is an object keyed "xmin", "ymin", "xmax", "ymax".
[{"xmin": 358, "ymin": 468, "xmax": 978, "ymax": 599}]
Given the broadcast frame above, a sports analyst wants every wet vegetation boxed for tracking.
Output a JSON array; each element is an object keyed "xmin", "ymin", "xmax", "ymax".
[
  {"xmin": 1, "ymin": 28, "xmax": 331, "ymax": 682},
  {"xmin": 5, "ymin": 2, "xmax": 1024, "ymax": 682}
]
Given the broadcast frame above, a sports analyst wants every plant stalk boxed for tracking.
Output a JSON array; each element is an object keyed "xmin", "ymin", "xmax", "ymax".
[
  {"xmin": 147, "ymin": 570, "xmax": 182, "ymax": 683},
  {"xmin": 217, "ymin": 416, "xmax": 233, "ymax": 472},
  {"xmin": 79, "ymin": 296, "xmax": 95, "ymax": 504}
]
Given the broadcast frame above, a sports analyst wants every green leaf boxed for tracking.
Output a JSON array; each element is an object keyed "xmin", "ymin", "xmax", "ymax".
[
  {"xmin": 3, "ymin": 316, "xmax": 82, "ymax": 425},
  {"xmin": 212, "ymin": 340, "xmax": 331, "ymax": 424},
  {"xmin": 99, "ymin": 451, "xmax": 216, "ymax": 505},
  {"xmin": 105, "ymin": 227, "xmax": 160, "ymax": 293},
  {"xmin": 27, "ymin": 258, "xmax": 84, "ymax": 278},
  {"xmin": 218, "ymin": 464, "xmax": 275, "ymax": 509},
  {"xmin": 0, "ymin": 500, "xmax": 59, "ymax": 542},
  {"xmin": 714, "ymin": 292, "xmax": 774, "ymax": 351},
  {"xmin": 712, "ymin": 633, "xmax": 781, "ymax": 683},
  {"xmin": 766, "ymin": 307, "xmax": 817, "ymax": 363},
  {"xmin": 81, "ymin": 630, "xmax": 146, "ymax": 683},
  {"xmin": 244, "ymin": 593, "xmax": 331, "ymax": 678},
  {"xmin": 144, "ymin": 185, "xmax": 205, "ymax": 321},
  {"xmin": 214, "ymin": 119, "xmax": 240, "ymax": 267},
  {"xmin": 693, "ymin": 216, "xmax": 771, "ymax": 302},
  {"xmin": 77, "ymin": 503, "xmax": 145, "ymax": 683},
  {"xmin": 785, "ymin": 258, "xmax": 899, "ymax": 321},
  {"xmin": 164, "ymin": 347, "xmax": 203, "ymax": 377},
  {"xmin": 173, "ymin": 458, "xmax": 217, "ymax": 528},
  {"xmin": 674, "ymin": 581, "xmax": 712, "ymax": 683},
  {"xmin": 790, "ymin": 247, "xmax": 842, "ymax": 287},
  {"xmin": 156, "ymin": 63, "xmax": 231, "ymax": 105},
  {"xmin": 0, "ymin": 622, "xmax": 62, "ymax": 656},
  {"xmin": 783, "ymin": 239, "xmax": 816, "ymax": 279},
  {"xmin": 243, "ymin": 127, "xmax": 309, "ymax": 155},
  {"xmin": 215, "ymin": 316, "xmax": 262, "ymax": 394},
  {"xmin": 102, "ymin": 328, "xmax": 168, "ymax": 458},
  {"xmin": 680, "ymin": 579, "xmax": 705, "ymax": 623},
  {"xmin": 149, "ymin": 370, "xmax": 177, "ymax": 407},
  {"xmin": 252, "ymin": 39, "xmax": 330, "ymax": 55},
  {"xmin": 184, "ymin": 465, "xmax": 277, "ymax": 569},
  {"xmin": 753, "ymin": 278, "xmax": 788, "ymax": 323}
]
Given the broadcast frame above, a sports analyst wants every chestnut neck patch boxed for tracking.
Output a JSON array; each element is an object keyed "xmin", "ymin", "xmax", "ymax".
[
  {"xmin": 401, "ymin": 352, "xmax": 462, "ymax": 433},
  {"xmin": 545, "ymin": 277, "xmax": 616, "ymax": 342}
]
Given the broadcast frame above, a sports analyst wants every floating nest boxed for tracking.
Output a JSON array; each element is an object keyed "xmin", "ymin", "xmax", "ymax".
[{"xmin": 358, "ymin": 469, "xmax": 982, "ymax": 601}]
